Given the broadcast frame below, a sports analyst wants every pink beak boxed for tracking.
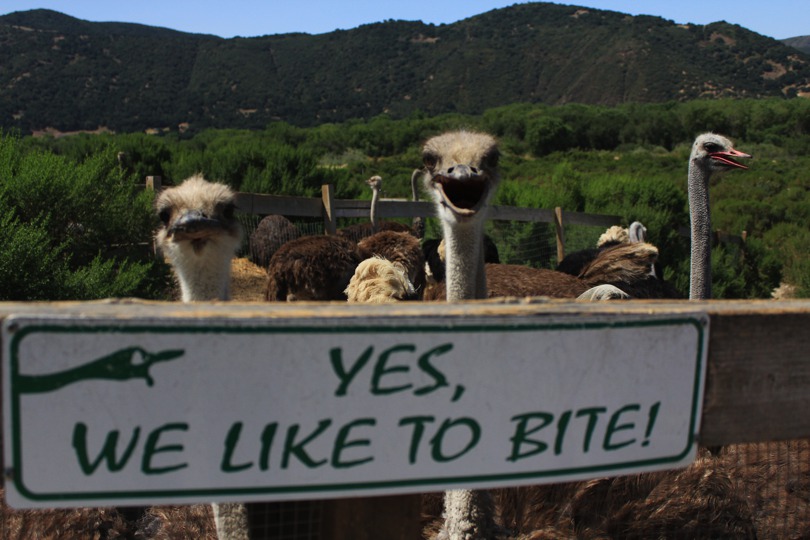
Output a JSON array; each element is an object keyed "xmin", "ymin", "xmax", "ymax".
[{"xmin": 710, "ymin": 147, "xmax": 751, "ymax": 170}]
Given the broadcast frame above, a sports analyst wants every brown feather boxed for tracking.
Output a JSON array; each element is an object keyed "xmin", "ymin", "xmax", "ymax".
[{"xmin": 265, "ymin": 235, "xmax": 364, "ymax": 301}]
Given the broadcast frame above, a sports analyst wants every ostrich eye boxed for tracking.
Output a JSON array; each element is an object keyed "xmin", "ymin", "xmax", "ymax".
[
  {"xmin": 221, "ymin": 203, "xmax": 236, "ymax": 221},
  {"xmin": 158, "ymin": 208, "xmax": 171, "ymax": 225},
  {"xmin": 423, "ymin": 152, "xmax": 438, "ymax": 171},
  {"xmin": 704, "ymin": 142, "xmax": 721, "ymax": 153}
]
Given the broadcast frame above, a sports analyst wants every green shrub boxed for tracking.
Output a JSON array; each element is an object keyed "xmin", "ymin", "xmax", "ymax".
[{"xmin": 0, "ymin": 132, "xmax": 168, "ymax": 301}]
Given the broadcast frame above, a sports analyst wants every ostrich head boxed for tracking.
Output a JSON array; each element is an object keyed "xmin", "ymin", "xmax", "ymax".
[
  {"xmin": 367, "ymin": 175, "xmax": 382, "ymax": 190},
  {"xmin": 690, "ymin": 133, "xmax": 750, "ymax": 178},
  {"xmin": 421, "ymin": 130, "xmax": 501, "ymax": 301},
  {"xmin": 421, "ymin": 130, "xmax": 501, "ymax": 226},
  {"xmin": 155, "ymin": 175, "xmax": 242, "ymax": 301}
]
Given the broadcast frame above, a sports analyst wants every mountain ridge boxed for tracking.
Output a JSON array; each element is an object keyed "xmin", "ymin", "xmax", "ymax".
[{"xmin": 2, "ymin": 5, "xmax": 809, "ymax": 133}]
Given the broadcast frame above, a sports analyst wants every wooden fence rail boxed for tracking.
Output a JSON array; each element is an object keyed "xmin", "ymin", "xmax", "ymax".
[{"xmin": 144, "ymin": 177, "xmax": 621, "ymax": 262}]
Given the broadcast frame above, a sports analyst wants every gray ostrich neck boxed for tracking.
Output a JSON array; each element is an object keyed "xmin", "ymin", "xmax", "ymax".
[
  {"xmin": 177, "ymin": 256, "xmax": 232, "ymax": 302},
  {"xmin": 442, "ymin": 219, "xmax": 487, "ymax": 301},
  {"xmin": 442, "ymin": 488, "xmax": 498, "ymax": 540},
  {"xmin": 370, "ymin": 185, "xmax": 379, "ymax": 232},
  {"xmin": 688, "ymin": 163, "xmax": 711, "ymax": 300}
]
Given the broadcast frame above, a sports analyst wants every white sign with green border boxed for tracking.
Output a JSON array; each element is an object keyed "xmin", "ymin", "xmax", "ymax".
[{"xmin": 3, "ymin": 313, "xmax": 708, "ymax": 508}]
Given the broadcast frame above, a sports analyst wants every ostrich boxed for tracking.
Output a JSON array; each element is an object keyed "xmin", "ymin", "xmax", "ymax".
[
  {"xmin": 266, "ymin": 177, "xmax": 426, "ymax": 303},
  {"xmin": 498, "ymin": 135, "xmax": 751, "ymax": 537},
  {"xmin": 555, "ymin": 222, "xmax": 644, "ymax": 276},
  {"xmin": 688, "ymin": 132, "xmax": 750, "ymax": 300},
  {"xmin": 418, "ymin": 129, "xmax": 508, "ymax": 540},
  {"xmin": 337, "ymin": 175, "xmax": 413, "ymax": 242},
  {"xmin": 422, "ymin": 242, "xmax": 657, "ymax": 301},
  {"xmin": 265, "ymin": 234, "xmax": 365, "ymax": 301},
  {"xmin": 419, "ymin": 130, "xmax": 670, "ymax": 539},
  {"xmin": 628, "ymin": 220, "xmax": 647, "ymax": 243},
  {"xmin": 249, "ymin": 214, "xmax": 301, "ymax": 268},
  {"xmin": 344, "ymin": 256, "xmax": 417, "ymax": 303},
  {"xmin": 155, "ymin": 175, "xmax": 249, "ymax": 540},
  {"xmin": 357, "ymin": 229, "xmax": 426, "ymax": 294},
  {"xmin": 411, "ymin": 167, "xmax": 426, "ymax": 238},
  {"xmin": 155, "ymin": 175, "xmax": 243, "ymax": 301}
]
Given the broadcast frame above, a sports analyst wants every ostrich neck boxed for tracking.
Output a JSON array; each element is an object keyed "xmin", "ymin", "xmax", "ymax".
[
  {"xmin": 370, "ymin": 185, "xmax": 379, "ymax": 232},
  {"xmin": 171, "ymin": 246, "xmax": 233, "ymax": 302},
  {"xmin": 688, "ymin": 164, "xmax": 712, "ymax": 300},
  {"xmin": 442, "ymin": 218, "xmax": 487, "ymax": 301}
]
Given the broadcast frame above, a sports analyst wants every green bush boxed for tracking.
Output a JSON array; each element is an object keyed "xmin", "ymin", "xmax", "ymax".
[{"xmin": 0, "ymin": 132, "xmax": 168, "ymax": 301}]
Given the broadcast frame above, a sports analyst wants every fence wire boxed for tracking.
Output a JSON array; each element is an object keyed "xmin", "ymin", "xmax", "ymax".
[{"xmin": 1, "ymin": 439, "xmax": 808, "ymax": 538}]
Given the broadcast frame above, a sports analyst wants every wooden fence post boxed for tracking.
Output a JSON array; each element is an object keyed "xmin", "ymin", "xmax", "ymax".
[
  {"xmin": 322, "ymin": 184, "xmax": 337, "ymax": 235},
  {"xmin": 554, "ymin": 206, "xmax": 565, "ymax": 263},
  {"xmin": 145, "ymin": 176, "xmax": 162, "ymax": 191}
]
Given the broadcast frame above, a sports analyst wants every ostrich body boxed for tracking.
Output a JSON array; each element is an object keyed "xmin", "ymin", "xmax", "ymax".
[
  {"xmin": 688, "ymin": 133, "xmax": 750, "ymax": 299},
  {"xmin": 556, "ymin": 222, "xmax": 643, "ymax": 277},
  {"xmin": 155, "ymin": 176, "xmax": 249, "ymax": 540},
  {"xmin": 423, "ymin": 242, "xmax": 659, "ymax": 302},
  {"xmin": 265, "ymin": 234, "xmax": 365, "ymax": 301},
  {"xmin": 249, "ymin": 214, "xmax": 301, "ymax": 268},
  {"xmin": 344, "ymin": 256, "xmax": 417, "ymax": 303},
  {"xmin": 357, "ymin": 229, "xmax": 426, "ymax": 293}
]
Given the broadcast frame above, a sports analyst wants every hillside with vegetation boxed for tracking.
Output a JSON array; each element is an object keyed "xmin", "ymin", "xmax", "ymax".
[
  {"xmin": 4, "ymin": 97, "xmax": 809, "ymax": 302},
  {"xmin": 783, "ymin": 36, "xmax": 810, "ymax": 55},
  {"xmin": 2, "ymin": 4, "xmax": 810, "ymax": 133}
]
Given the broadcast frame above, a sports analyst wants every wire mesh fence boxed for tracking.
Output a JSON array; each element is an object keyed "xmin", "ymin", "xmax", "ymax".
[{"xmin": 1, "ymin": 439, "xmax": 808, "ymax": 538}]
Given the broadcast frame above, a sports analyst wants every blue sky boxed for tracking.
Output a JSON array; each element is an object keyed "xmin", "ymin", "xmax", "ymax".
[{"xmin": 1, "ymin": 1, "xmax": 806, "ymax": 40}]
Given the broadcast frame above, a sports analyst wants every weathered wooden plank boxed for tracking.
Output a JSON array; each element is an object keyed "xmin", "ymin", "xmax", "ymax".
[
  {"xmin": 554, "ymin": 207, "xmax": 565, "ymax": 262},
  {"xmin": 561, "ymin": 210, "xmax": 620, "ymax": 227},
  {"xmin": 233, "ymin": 190, "xmax": 618, "ymax": 228},
  {"xmin": 322, "ymin": 185, "xmax": 337, "ymax": 235},
  {"xmin": 234, "ymin": 193, "xmax": 323, "ymax": 217},
  {"xmin": 489, "ymin": 205, "xmax": 557, "ymax": 222},
  {"xmin": 700, "ymin": 310, "xmax": 810, "ymax": 446},
  {"xmin": 334, "ymin": 200, "xmax": 434, "ymax": 220}
]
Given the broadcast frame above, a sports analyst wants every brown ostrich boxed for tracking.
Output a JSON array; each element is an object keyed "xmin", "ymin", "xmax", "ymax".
[
  {"xmin": 421, "ymin": 242, "xmax": 659, "ymax": 302},
  {"xmin": 249, "ymin": 214, "xmax": 301, "ymax": 268},
  {"xmin": 555, "ymin": 223, "xmax": 634, "ymax": 276},
  {"xmin": 265, "ymin": 234, "xmax": 366, "ymax": 301},
  {"xmin": 357, "ymin": 229, "xmax": 426, "ymax": 294}
]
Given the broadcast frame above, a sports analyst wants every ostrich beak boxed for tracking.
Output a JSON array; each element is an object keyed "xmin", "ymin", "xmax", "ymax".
[
  {"xmin": 709, "ymin": 147, "xmax": 751, "ymax": 170},
  {"xmin": 431, "ymin": 164, "xmax": 491, "ymax": 217},
  {"xmin": 168, "ymin": 210, "xmax": 226, "ymax": 241}
]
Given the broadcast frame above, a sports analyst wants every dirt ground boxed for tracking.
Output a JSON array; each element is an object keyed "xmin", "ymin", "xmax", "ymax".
[{"xmin": 230, "ymin": 257, "xmax": 268, "ymax": 301}]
